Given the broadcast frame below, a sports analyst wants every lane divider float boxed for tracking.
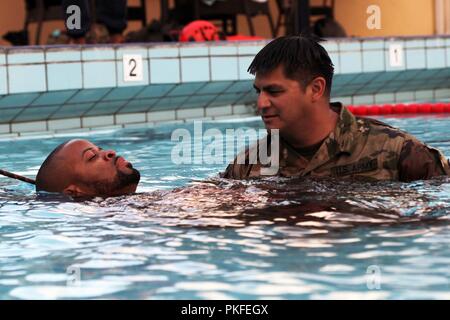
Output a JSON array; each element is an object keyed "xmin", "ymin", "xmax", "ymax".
[{"xmin": 347, "ymin": 103, "xmax": 450, "ymax": 115}]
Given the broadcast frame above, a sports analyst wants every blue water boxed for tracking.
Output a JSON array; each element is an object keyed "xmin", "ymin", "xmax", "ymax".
[{"xmin": 0, "ymin": 115, "xmax": 449, "ymax": 299}]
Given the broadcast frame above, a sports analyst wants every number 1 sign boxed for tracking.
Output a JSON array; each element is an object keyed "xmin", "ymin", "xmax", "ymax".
[
  {"xmin": 123, "ymin": 54, "xmax": 143, "ymax": 82},
  {"xmin": 389, "ymin": 44, "xmax": 404, "ymax": 68}
]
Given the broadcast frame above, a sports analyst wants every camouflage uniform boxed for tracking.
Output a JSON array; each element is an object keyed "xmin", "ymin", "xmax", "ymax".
[{"xmin": 223, "ymin": 102, "xmax": 450, "ymax": 182}]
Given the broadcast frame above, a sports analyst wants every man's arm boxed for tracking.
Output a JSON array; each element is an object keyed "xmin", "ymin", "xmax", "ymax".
[
  {"xmin": 398, "ymin": 138, "xmax": 449, "ymax": 182},
  {"xmin": 221, "ymin": 147, "xmax": 255, "ymax": 179}
]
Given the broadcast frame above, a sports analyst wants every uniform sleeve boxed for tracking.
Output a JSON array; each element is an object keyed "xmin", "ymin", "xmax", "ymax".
[
  {"xmin": 221, "ymin": 147, "xmax": 254, "ymax": 179},
  {"xmin": 398, "ymin": 139, "xmax": 448, "ymax": 182},
  {"xmin": 221, "ymin": 159, "xmax": 252, "ymax": 179},
  {"xmin": 221, "ymin": 162, "xmax": 238, "ymax": 179}
]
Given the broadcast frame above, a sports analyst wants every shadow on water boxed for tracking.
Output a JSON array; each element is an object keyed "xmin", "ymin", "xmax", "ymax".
[{"xmin": 68, "ymin": 176, "xmax": 450, "ymax": 230}]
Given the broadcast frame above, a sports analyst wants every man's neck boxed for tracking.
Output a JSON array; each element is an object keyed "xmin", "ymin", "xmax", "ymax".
[{"xmin": 283, "ymin": 103, "xmax": 339, "ymax": 149}]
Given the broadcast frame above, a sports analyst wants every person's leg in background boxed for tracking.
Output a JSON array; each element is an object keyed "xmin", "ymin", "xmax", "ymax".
[
  {"xmin": 95, "ymin": 0, "xmax": 128, "ymax": 43},
  {"xmin": 62, "ymin": 0, "xmax": 91, "ymax": 44}
]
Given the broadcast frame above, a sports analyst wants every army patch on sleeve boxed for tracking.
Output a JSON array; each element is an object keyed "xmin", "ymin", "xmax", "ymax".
[{"xmin": 330, "ymin": 158, "xmax": 378, "ymax": 177}]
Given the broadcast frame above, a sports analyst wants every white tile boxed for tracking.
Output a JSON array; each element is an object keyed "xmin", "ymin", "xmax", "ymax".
[
  {"xmin": 434, "ymin": 88, "xmax": 450, "ymax": 99},
  {"xmin": 339, "ymin": 41, "xmax": 361, "ymax": 51},
  {"xmin": 238, "ymin": 44, "xmax": 265, "ymax": 55},
  {"xmin": 180, "ymin": 46, "xmax": 209, "ymax": 57},
  {"xmin": 90, "ymin": 125, "xmax": 123, "ymax": 132},
  {"xmin": 154, "ymin": 119, "xmax": 184, "ymax": 126},
  {"xmin": 19, "ymin": 131, "xmax": 54, "ymax": 138},
  {"xmin": 447, "ymin": 46, "xmax": 450, "ymax": 67},
  {"xmin": 414, "ymin": 90, "xmax": 434, "ymax": 101},
  {"xmin": 209, "ymin": 45, "xmax": 238, "ymax": 56},
  {"xmin": 176, "ymin": 108, "xmax": 204, "ymax": 119},
  {"xmin": 54, "ymin": 127, "xmax": 91, "ymax": 135},
  {"xmin": 148, "ymin": 47, "xmax": 179, "ymax": 58},
  {"xmin": 48, "ymin": 118, "xmax": 81, "ymax": 131},
  {"xmin": 47, "ymin": 63, "xmax": 83, "ymax": 90},
  {"xmin": 374, "ymin": 93, "xmax": 395, "ymax": 104},
  {"xmin": 11, "ymin": 121, "xmax": 47, "ymax": 133},
  {"xmin": 339, "ymin": 51, "xmax": 362, "ymax": 74},
  {"xmin": 211, "ymin": 57, "xmax": 238, "ymax": 81},
  {"xmin": 405, "ymin": 39, "xmax": 425, "ymax": 48},
  {"xmin": 123, "ymin": 122, "xmax": 155, "ymax": 129},
  {"xmin": 8, "ymin": 51, "xmax": 45, "ymax": 64},
  {"xmin": 205, "ymin": 105, "xmax": 233, "ymax": 117},
  {"xmin": 8, "ymin": 65, "xmax": 46, "ymax": 93},
  {"xmin": 238, "ymin": 56, "xmax": 255, "ymax": 80},
  {"xmin": 332, "ymin": 96, "xmax": 352, "ymax": 105},
  {"xmin": 362, "ymin": 50, "xmax": 384, "ymax": 72},
  {"xmin": 180, "ymin": 57, "xmax": 210, "ymax": 82},
  {"xmin": 213, "ymin": 114, "xmax": 240, "ymax": 120},
  {"xmin": 362, "ymin": 40, "xmax": 384, "ymax": 50},
  {"xmin": 353, "ymin": 95, "xmax": 374, "ymax": 105},
  {"xmin": 116, "ymin": 47, "xmax": 148, "ymax": 59},
  {"xmin": 321, "ymin": 41, "xmax": 339, "ymax": 52},
  {"xmin": 426, "ymin": 48, "xmax": 446, "ymax": 69},
  {"xmin": 82, "ymin": 48, "xmax": 115, "ymax": 61},
  {"xmin": 385, "ymin": 41, "xmax": 406, "ymax": 71},
  {"xmin": 425, "ymin": 38, "xmax": 446, "ymax": 47},
  {"xmin": 0, "ymin": 53, "xmax": 6, "ymax": 65},
  {"xmin": 147, "ymin": 110, "xmax": 176, "ymax": 122},
  {"xmin": 115, "ymin": 112, "xmax": 146, "ymax": 124},
  {"xmin": 0, "ymin": 133, "xmax": 18, "ymax": 140},
  {"xmin": 116, "ymin": 59, "xmax": 150, "ymax": 87},
  {"xmin": 150, "ymin": 58, "xmax": 180, "ymax": 83},
  {"xmin": 0, "ymin": 66, "xmax": 6, "ymax": 95},
  {"xmin": 328, "ymin": 52, "xmax": 340, "ymax": 74},
  {"xmin": 395, "ymin": 91, "xmax": 415, "ymax": 102},
  {"xmin": 184, "ymin": 116, "xmax": 212, "ymax": 122},
  {"xmin": 82, "ymin": 61, "xmax": 117, "ymax": 88},
  {"xmin": 233, "ymin": 104, "xmax": 255, "ymax": 115},
  {"xmin": 82, "ymin": 115, "xmax": 114, "ymax": 127},
  {"xmin": 46, "ymin": 49, "xmax": 81, "ymax": 62},
  {"xmin": 406, "ymin": 48, "xmax": 426, "ymax": 70},
  {"xmin": 0, "ymin": 124, "xmax": 10, "ymax": 134}
]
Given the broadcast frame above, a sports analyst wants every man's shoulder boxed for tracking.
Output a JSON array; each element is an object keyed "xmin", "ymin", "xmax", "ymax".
[
  {"xmin": 222, "ymin": 138, "xmax": 265, "ymax": 179},
  {"xmin": 357, "ymin": 116, "xmax": 411, "ymax": 140}
]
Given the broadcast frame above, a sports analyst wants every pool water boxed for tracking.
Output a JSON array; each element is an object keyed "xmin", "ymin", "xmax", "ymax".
[{"xmin": 0, "ymin": 115, "xmax": 450, "ymax": 299}]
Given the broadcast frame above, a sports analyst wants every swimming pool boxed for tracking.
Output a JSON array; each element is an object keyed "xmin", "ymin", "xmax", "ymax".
[{"xmin": 0, "ymin": 115, "xmax": 449, "ymax": 299}]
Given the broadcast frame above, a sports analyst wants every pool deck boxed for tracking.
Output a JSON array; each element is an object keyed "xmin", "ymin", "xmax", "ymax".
[{"xmin": 0, "ymin": 35, "xmax": 449, "ymax": 138}]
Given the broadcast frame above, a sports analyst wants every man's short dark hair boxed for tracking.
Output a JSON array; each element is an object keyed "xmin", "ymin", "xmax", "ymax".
[
  {"xmin": 35, "ymin": 141, "xmax": 70, "ymax": 192},
  {"xmin": 248, "ymin": 35, "xmax": 334, "ymax": 95}
]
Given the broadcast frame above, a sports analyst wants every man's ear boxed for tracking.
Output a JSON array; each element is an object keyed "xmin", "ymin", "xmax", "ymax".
[
  {"xmin": 309, "ymin": 76, "xmax": 327, "ymax": 102},
  {"xmin": 63, "ymin": 184, "xmax": 90, "ymax": 197}
]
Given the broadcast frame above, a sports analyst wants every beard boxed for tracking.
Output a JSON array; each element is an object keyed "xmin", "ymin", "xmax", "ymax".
[{"xmin": 92, "ymin": 167, "xmax": 141, "ymax": 196}]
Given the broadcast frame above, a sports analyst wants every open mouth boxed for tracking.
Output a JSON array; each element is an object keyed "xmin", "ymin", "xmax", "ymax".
[{"xmin": 115, "ymin": 156, "xmax": 132, "ymax": 169}]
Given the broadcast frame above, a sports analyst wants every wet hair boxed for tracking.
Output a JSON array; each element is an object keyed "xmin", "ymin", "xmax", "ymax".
[
  {"xmin": 248, "ymin": 35, "xmax": 334, "ymax": 96},
  {"xmin": 35, "ymin": 141, "xmax": 71, "ymax": 192}
]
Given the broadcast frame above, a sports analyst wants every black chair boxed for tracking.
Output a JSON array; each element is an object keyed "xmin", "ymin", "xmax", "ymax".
[
  {"xmin": 126, "ymin": 0, "xmax": 147, "ymax": 27},
  {"xmin": 275, "ymin": 0, "xmax": 335, "ymax": 36},
  {"xmin": 24, "ymin": 0, "xmax": 64, "ymax": 45}
]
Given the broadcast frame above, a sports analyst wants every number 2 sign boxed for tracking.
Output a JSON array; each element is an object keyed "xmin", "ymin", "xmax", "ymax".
[{"xmin": 123, "ymin": 54, "xmax": 143, "ymax": 82}]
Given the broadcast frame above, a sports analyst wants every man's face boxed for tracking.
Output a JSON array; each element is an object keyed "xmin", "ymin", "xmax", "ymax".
[
  {"xmin": 57, "ymin": 139, "xmax": 140, "ymax": 197},
  {"xmin": 253, "ymin": 65, "xmax": 313, "ymax": 136}
]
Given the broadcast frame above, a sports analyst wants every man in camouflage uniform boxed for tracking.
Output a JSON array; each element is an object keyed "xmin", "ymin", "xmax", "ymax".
[{"xmin": 223, "ymin": 36, "xmax": 450, "ymax": 181}]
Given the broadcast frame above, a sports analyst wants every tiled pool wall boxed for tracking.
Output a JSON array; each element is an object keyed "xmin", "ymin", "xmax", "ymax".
[{"xmin": 0, "ymin": 36, "xmax": 449, "ymax": 138}]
